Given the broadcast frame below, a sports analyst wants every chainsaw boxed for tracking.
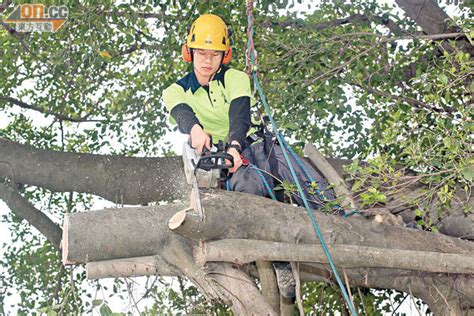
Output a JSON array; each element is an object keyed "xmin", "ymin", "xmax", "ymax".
[{"xmin": 182, "ymin": 140, "xmax": 234, "ymax": 220}]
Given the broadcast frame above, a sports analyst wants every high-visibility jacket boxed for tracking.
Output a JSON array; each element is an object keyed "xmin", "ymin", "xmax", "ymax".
[{"xmin": 163, "ymin": 65, "xmax": 256, "ymax": 146}]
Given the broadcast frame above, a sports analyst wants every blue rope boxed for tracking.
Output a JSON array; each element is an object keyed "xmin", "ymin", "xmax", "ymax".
[
  {"xmin": 278, "ymin": 133, "xmax": 314, "ymax": 182},
  {"xmin": 246, "ymin": 10, "xmax": 358, "ymax": 315},
  {"xmin": 250, "ymin": 164, "xmax": 277, "ymax": 200}
]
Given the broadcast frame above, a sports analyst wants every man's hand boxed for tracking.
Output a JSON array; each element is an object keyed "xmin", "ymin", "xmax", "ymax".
[
  {"xmin": 190, "ymin": 124, "xmax": 211, "ymax": 155},
  {"xmin": 227, "ymin": 141, "xmax": 243, "ymax": 173}
]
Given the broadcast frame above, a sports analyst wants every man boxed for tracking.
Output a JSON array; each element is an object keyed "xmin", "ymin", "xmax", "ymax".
[{"xmin": 163, "ymin": 13, "xmax": 337, "ymax": 300}]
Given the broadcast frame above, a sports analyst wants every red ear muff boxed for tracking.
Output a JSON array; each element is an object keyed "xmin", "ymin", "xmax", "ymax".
[
  {"xmin": 222, "ymin": 47, "xmax": 232, "ymax": 65},
  {"xmin": 182, "ymin": 44, "xmax": 192, "ymax": 63}
]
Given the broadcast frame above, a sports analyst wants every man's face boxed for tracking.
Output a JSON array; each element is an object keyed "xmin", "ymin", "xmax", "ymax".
[{"xmin": 193, "ymin": 49, "xmax": 224, "ymax": 78}]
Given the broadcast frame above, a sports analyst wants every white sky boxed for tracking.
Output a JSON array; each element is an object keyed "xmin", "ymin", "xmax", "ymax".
[{"xmin": 0, "ymin": 0, "xmax": 465, "ymax": 314}]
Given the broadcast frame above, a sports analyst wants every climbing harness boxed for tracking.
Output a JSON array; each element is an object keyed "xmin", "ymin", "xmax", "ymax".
[{"xmin": 245, "ymin": 1, "xmax": 358, "ymax": 314}]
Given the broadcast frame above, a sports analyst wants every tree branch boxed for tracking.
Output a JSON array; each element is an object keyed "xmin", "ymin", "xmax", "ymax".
[
  {"xmin": 1, "ymin": 96, "xmax": 141, "ymax": 123},
  {"xmin": 395, "ymin": 0, "xmax": 455, "ymax": 35},
  {"xmin": 255, "ymin": 261, "xmax": 280, "ymax": 313},
  {"xmin": 0, "ymin": 20, "xmax": 22, "ymax": 38},
  {"xmin": 101, "ymin": 10, "xmax": 165, "ymax": 20},
  {"xmin": 117, "ymin": 42, "xmax": 163, "ymax": 56},
  {"xmin": 329, "ymin": 32, "xmax": 467, "ymax": 42},
  {"xmin": 198, "ymin": 239, "xmax": 474, "ymax": 274},
  {"xmin": 86, "ymin": 256, "xmax": 181, "ymax": 279},
  {"xmin": 304, "ymin": 143, "xmax": 358, "ymax": 210},
  {"xmin": 64, "ymin": 192, "xmax": 474, "ymax": 263},
  {"xmin": 395, "ymin": 0, "xmax": 473, "ymax": 57},
  {"xmin": 263, "ymin": 13, "xmax": 405, "ymax": 36},
  {"xmin": 0, "ymin": 0, "xmax": 12, "ymax": 13},
  {"xmin": 1, "ymin": 96, "xmax": 94, "ymax": 123},
  {"xmin": 0, "ymin": 182, "xmax": 62, "ymax": 248},
  {"xmin": 0, "ymin": 138, "xmax": 190, "ymax": 205},
  {"xmin": 349, "ymin": 82, "xmax": 451, "ymax": 114}
]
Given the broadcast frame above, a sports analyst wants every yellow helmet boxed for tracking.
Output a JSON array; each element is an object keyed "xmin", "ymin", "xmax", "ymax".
[{"xmin": 186, "ymin": 14, "xmax": 230, "ymax": 51}]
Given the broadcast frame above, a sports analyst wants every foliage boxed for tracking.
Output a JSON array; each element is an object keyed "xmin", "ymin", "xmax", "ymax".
[{"xmin": 0, "ymin": 0, "xmax": 472, "ymax": 314}]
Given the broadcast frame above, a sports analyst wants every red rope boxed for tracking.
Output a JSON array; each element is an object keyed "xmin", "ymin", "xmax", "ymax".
[{"xmin": 245, "ymin": 0, "xmax": 257, "ymax": 76}]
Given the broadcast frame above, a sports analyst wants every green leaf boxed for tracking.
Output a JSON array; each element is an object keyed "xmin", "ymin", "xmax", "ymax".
[
  {"xmin": 351, "ymin": 180, "xmax": 362, "ymax": 192},
  {"xmin": 92, "ymin": 299, "xmax": 103, "ymax": 307},
  {"xmin": 100, "ymin": 304, "xmax": 113, "ymax": 316},
  {"xmin": 467, "ymin": 31, "xmax": 474, "ymax": 45},
  {"xmin": 439, "ymin": 74, "xmax": 448, "ymax": 85},
  {"xmin": 461, "ymin": 166, "xmax": 474, "ymax": 181}
]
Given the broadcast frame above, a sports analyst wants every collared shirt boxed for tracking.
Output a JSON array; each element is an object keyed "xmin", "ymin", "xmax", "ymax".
[{"xmin": 163, "ymin": 66, "xmax": 256, "ymax": 143}]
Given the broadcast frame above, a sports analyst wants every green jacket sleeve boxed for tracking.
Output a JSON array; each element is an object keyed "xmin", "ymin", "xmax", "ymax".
[{"xmin": 163, "ymin": 83, "xmax": 187, "ymax": 113}]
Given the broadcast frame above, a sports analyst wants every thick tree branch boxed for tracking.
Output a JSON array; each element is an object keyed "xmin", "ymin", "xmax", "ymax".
[
  {"xmin": 395, "ymin": 0, "xmax": 473, "ymax": 84},
  {"xmin": 395, "ymin": 0, "xmax": 457, "ymax": 35},
  {"xmin": 0, "ymin": 138, "xmax": 190, "ymax": 204},
  {"xmin": 199, "ymin": 239, "xmax": 474, "ymax": 274},
  {"xmin": 64, "ymin": 191, "xmax": 474, "ymax": 264},
  {"xmin": 0, "ymin": 182, "xmax": 62, "ymax": 248},
  {"xmin": 304, "ymin": 143, "xmax": 358, "ymax": 210}
]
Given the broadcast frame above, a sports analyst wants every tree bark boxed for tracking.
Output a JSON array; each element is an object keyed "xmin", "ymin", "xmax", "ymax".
[
  {"xmin": 0, "ymin": 182, "xmax": 62, "ymax": 248},
  {"xmin": 0, "ymin": 138, "xmax": 189, "ymax": 204},
  {"xmin": 304, "ymin": 143, "xmax": 358, "ymax": 210},
  {"xmin": 86, "ymin": 256, "xmax": 181, "ymax": 279},
  {"xmin": 395, "ymin": 0, "xmax": 473, "ymax": 56},
  {"xmin": 256, "ymin": 260, "xmax": 280, "ymax": 314},
  {"xmin": 199, "ymin": 239, "xmax": 474, "ymax": 274},
  {"xmin": 63, "ymin": 189, "xmax": 473, "ymax": 262}
]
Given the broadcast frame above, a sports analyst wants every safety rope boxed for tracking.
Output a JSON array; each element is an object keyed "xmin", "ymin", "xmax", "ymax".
[
  {"xmin": 245, "ymin": 2, "xmax": 358, "ymax": 314},
  {"xmin": 250, "ymin": 164, "xmax": 277, "ymax": 200}
]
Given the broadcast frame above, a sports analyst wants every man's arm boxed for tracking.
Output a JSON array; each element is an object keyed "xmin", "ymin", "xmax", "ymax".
[
  {"xmin": 170, "ymin": 103, "xmax": 202, "ymax": 134},
  {"xmin": 171, "ymin": 103, "xmax": 210, "ymax": 154},
  {"xmin": 228, "ymin": 96, "xmax": 251, "ymax": 149}
]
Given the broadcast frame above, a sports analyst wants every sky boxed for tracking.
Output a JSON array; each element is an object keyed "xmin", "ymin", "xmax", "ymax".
[{"xmin": 0, "ymin": 0, "xmax": 467, "ymax": 314}]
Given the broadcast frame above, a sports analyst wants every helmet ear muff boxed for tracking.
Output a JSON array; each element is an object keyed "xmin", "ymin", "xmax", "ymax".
[
  {"xmin": 182, "ymin": 44, "xmax": 192, "ymax": 63},
  {"xmin": 222, "ymin": 47, "xmax": 232, "ymax": 65}
]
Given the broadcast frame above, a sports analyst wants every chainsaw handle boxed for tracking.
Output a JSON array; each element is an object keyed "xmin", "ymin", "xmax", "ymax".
[{"xmin": 196, "ymin": 151, "xmax": 234, "ymax": 171}]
